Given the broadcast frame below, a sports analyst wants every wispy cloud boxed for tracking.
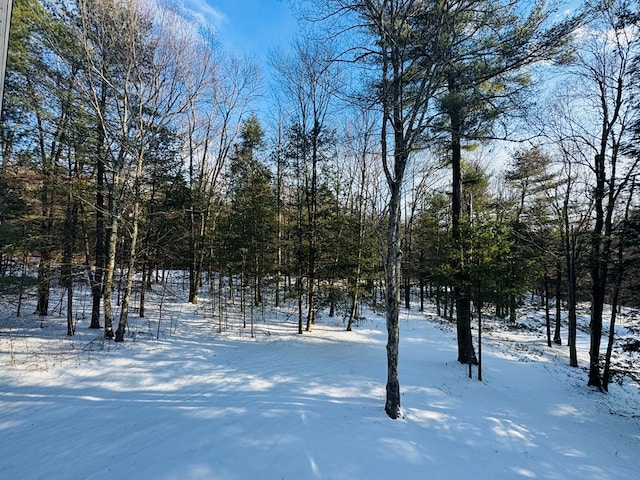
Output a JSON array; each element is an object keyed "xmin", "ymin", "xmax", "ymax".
[
  {"xmin": 186, "ymin": 0, "xmax": 226, "ymax": 27},
  {"xmin": 162, "ymin": 0, "xmax": 225, "ymax": 30}
]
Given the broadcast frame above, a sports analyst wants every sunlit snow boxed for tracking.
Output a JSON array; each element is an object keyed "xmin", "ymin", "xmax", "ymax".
[{"xmin": 1, "ymin": 280, "xmax": 638, "ymax": 479}]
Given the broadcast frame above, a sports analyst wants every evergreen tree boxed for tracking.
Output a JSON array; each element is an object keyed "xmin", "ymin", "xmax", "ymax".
[
  {"xmin": 225, "ymin": 114, "xmax": 277, "ymax": 307},
  {"xmin": 428, "ymin": 0, "xmax": 581, "ymax": 365}
]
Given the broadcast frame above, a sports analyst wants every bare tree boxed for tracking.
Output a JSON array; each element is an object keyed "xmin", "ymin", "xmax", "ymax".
[
  {"xmin": 542, "ymin": 90, "xmax": 594, "ymax": 368},
  {"xmin": 341, "ymin": 107, "xmax": 381, "ymax": 331},
  {"xmin": 183, "ymin": 50, "xmax": 259, "ymax": 305},
  {"xmin": 550, "ymin": 1, "xmax": 640, "ymax": 386},
  {"xmin": 74, "ymin": 0, "xmax": 213, "ymax": 340}
]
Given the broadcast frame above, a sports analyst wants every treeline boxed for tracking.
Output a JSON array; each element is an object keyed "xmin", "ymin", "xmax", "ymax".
[{"xmin": 1, "ymin": 0, "xmax": 639, "ymax": 415}]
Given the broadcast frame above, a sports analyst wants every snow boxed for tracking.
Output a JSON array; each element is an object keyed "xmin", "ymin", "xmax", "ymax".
[{"xmin": 1, "ymin": 284, "xmax": 639, "ymax": 480}]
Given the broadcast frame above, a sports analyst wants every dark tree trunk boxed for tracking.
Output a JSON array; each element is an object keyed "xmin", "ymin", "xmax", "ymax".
[
  {"xmin": 419, "ymin": 250, "xmax": 425, "ymax": 312},
  {"xmin": 36, "ymin": 176, "xmax": 54, "ymax": 317},
  {"xmin": 450, "ymin": 76, "xmax": 476, "ymax": 365},
  {"xmin": 306, "ymin": 280, "xmax": 316, "ymax": 332},
  {"xmin": 602, "ymin": 271, "xmax": 621, "ymax": 392},
  {"xmin": 139, "ymin": 262, "xmax": 147, "ymax": 318},
  {"xmin": 347, "ymin": 289, "xmax": 358, "ymax": 332},
  {"xmin": 382, "ymin": 61, "xmax": 407, "ymax": 418},
  {"xmin": 329, "ymin": 282, "xmax": 336, "ymax": 318},
  {"xmin": 544, "ymin": 274, "xmax": 551, "ymax": 347},
  {"xmin": 509, "ymin": 294, "xmax": 517, "ymax": 324},
  {"xmin": 588, "ymin": 153, "xmax": 611, "ymax": 389},
  {"xmin": 63, "ymin": 243, "xmax": 74, "ymax": 336},
  {"xmin": 455, "ymin": 287, "xmax": 476, "ymax": 364},
  {"xmin": 64, "ymin": 195, "xmax": 78, "ymax": 337},
  {"xmin": 90, "ymin": 85, "xmax": 108, "ymax": 330},
  {"xmin": 384, "ymin": 178, "xmax": 402, "ymax": 419},
  {"xmin": 189, "ymin": 258, "xmax": 202, "ymax": 304},
  {"xmin": 188, "ymin": 204, "xmax": 207, "ymax": 305},
  {"xmin": 347, "ymin": 219, "xmax": 364, "ymax": 332},
  {"xmin": 36, "ymin": 253, "xmax": 51, "ymax": 316},
  {"xmin": 298, "ymin": 275, "xmax": 304, "ymax": 335},
  {"xmin": 588, "ymin": 279, "xmax": 605, "ymax": 388},
  {"xmin": 404, "ymin": 277, "xmax": 411, "ymax": 309},
  {"xmin": 554, "ymin": 261, "xmax": 562, "ymax": 345},
  {"xmin": 566, "ymin": 239, "xmax": 578, "ymax": 368},
  {"xmin": 477, "ymin": 299, "xmax": 483, "ymax": 382}
]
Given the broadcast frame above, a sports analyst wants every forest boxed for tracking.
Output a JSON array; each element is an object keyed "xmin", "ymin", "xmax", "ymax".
[{"xmin": 0, "ymin": 0, "xmax": 639, "ymax": 421}]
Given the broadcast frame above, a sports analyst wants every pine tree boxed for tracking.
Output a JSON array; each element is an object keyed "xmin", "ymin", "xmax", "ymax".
[
  {"xmin": 428, "ymin": 0, "xmax": 581, "ymax": 365},
  {"xmin": 226, "ymin": 115, "xmax": 277, "ymax": 308}
]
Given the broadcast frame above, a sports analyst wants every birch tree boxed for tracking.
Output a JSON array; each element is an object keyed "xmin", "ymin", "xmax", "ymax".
[{"xmin": 74, "ymin": 0, "xmax": 208, "ymax": 340}]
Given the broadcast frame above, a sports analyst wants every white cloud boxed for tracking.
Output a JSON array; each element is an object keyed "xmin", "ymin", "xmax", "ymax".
[
  {"xmin": 166, "ymin": 0, "xmax": 226, "ymax": 30},
  {"xmin": 189, "ymin": 0, "xmax": 226, "ymax": 27}
]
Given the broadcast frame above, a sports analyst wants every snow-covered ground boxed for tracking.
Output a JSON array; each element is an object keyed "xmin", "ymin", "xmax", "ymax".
[{"xmin": 1, "ymin": 283, "xmax": 638, "ymax": 480}]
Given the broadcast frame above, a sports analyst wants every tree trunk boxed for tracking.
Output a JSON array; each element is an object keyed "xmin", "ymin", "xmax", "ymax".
[
  {"xmin": 348, "ymin": 166, "xmax": 367, "ymax": 331},
  {"xmin": 509, "ymin": 294, "xmax": 517, "ymax": 324},
  {"xmin": 384, "ymin": 179, "xmax": 402, "ymax": 419},
  {"xmin": 36, "ymin": 178, "xmax": 53, "ymax": 317},
  {"xmin": 305, "ymin": 122, "xmax": 320, "ymax": 333},
  {"xmin": 347, "ymin": 289, "xmax": 358, "ymax": 332},
  {"xmin": 449, "ymin": 76, "xmax": 476, "ymax": 365},
  {"xmin": 329, "ymin": 282, "xmax": 336, "ymax": 318},
  {"xmin": 90, "ymin": 83, "xmax": 108, "ymax": 330},
  {"xmin": 188, "ymin": 207, "xmax": 206, "ymax": 304},
  {"xmin": 544, "ymin": 274, "xmax": 551, "ymax": 347},
  {"xmin": 381, "ymin": 54, "xmax": 405, "ymax": 418},
  {"xmin": 66, "ymin": 270, "xmax": 74, "ymax": 336},
  {"xmin": 455, "ymin": 287, "xmax": 476, "ymax": 364},
  {"xmin": 189, "ymin": 261, "xmax": 201, "ymax": 304},
  {"xmin": 588, "ymin": 153, "xmax": 609, "ymax": 389},
  {"xmin": 64, "ymin": 194, "xmax": 78, "ymax": 337},
  {"xmin": 477, "ymin": 299, "xmax": 483, "ymax": 382},
  {"xmin": 89, "ymin": 254, "xmax": 104, "ymax": 329},
  {"xmin": 139, "ymin": 262, "xmax": 146, "ymax": 318},
  {"xmin": 306, "ymin": 279, "xmax": 316, "ymax": 332},
  {"xmin": 403, "ymin": 277, "xmax": 410, "ymax": 310},
  {"xmin": 419, "ymin": 250, "xmax": 425, "ymax": 312},
  {"xmin": 116, "ymin": 199, "xmax": 141, "ymax": 342},
  {"xmin": 64, "ymin": 227, "xmax": 74, "ymax": 336},
  {"xmin": 602, "ymin": 269, "xmax": 621, "ymax": 392},
  {"xmin": 588, "ymin": 279, "xmax": 605, "ymax": 388},
  {"xmin": 298, "ymin": 275, "xmax": 304, "ymax": 335},
  {"xmin": 554, "ymin": 261, "xmax": 562, "ymax": 345},
  {"xmin": 36, "ymin": 253, "xmax": 51, "ymax": 316},
  {"xmin": 103, "ymin": 212, "xmax": 118, "ymax": 340},
  {"xmin": 566, "ymin": 233, "xmax": 578, "ymax": 367}
]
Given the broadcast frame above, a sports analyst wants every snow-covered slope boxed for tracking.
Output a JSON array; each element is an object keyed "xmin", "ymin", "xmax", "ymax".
[{"xmin": 1, "ymin": 291, "xmax": 638, "ymax": 479}]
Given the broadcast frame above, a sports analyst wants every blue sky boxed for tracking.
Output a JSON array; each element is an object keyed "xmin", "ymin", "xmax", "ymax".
[{"xmin": 182, "ymin": 0, "xmax": 299, "ymax": 60}]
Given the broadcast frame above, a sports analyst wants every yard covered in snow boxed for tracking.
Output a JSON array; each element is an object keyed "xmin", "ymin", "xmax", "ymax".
[{"xmin": 1, "ymin": 282, "xmax": 639, "ymax": 480}]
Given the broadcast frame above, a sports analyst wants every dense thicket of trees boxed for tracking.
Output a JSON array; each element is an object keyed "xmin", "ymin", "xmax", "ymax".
[{"xmin": 1, "ymin": 0, "xmax": 639, "ymax": 415}]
